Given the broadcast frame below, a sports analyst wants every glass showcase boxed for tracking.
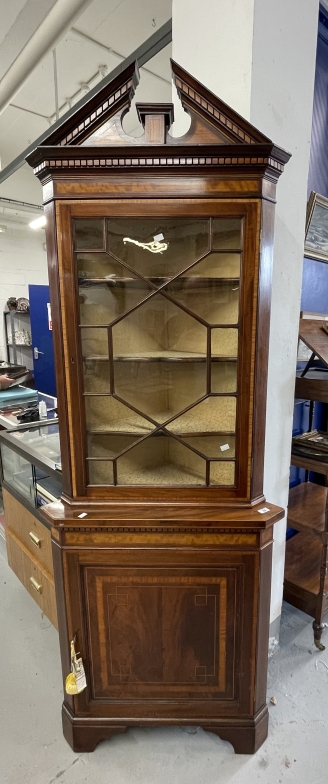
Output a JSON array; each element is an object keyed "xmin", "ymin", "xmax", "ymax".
[
  {"xmin": 75, "ymin": 216, "xmax": 243, "ymax": 488},
  {"xmin": 0, "ymin": 419, "xmax": 62, "ymax": 507}
]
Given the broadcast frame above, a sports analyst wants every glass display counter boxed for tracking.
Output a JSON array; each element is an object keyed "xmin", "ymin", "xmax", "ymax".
[{"xmin": 0, "ymin": 418, "xmax": 62, "ymax": 508}]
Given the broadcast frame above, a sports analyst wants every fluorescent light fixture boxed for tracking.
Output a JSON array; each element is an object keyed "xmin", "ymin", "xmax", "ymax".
[
  {"xmin": 0, "ymin": 224, "xmax": 7, "ymax": 233},
  {"xmin": 29, "ymin": 215, "xmax": 46, "ymax": 229}
]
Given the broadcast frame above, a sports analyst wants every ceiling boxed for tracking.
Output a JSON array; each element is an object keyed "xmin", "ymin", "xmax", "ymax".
[{"xmin": 0, "ymin": 0, "xmax": 172, "ymax": 210}]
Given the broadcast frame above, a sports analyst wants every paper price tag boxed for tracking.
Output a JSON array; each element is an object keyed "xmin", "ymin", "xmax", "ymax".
[
  {"xmin": 258, "ymin": 507, "xmax": 270, "ymax": 514},
  {"xmin": 78, "ymin": 512, "xmax": 87, "ymax": 518},
  {"xmin": 154, "ymin": 233, "xmax": 164, "ymax": 241},
  {"xmin": 220, "ymin": 443, "xmax": 230, "ymax": 452},
  {"xmin": 74, "ymin": 658, "xmax": 87, "ymax": 693}
]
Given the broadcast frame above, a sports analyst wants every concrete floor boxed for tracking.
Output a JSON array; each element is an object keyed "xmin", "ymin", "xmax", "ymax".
[{"xmin": 1, "ymin": 547, "xmax": 328, "ymax": 784}]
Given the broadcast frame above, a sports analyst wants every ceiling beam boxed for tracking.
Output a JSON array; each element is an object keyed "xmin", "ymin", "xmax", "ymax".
[
  {"xmin": 71, "ymin": 27, "xmax": 171, "ymax": 87},
  {"xmin": 0, "ymin": 18, "xmax": 172, "ymax": 185}
]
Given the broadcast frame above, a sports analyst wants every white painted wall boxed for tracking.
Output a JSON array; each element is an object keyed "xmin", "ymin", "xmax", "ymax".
[
  {"xmin": 0, "ymin": 226, "xmax": 48, "ymax": 369},
  {"xmin": 172, "ymin": 0, "xmax": 319, "ymax": 623},
  {"xmin": 251, "ymin": 0, "xmax": 319, "ymax": 621}
]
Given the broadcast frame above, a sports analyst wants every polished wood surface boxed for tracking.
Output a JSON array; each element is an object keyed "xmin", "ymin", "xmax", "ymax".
[
  {"xmin": 3, "ymin": 488, "xmax": 53, "ymax": 573},
  {"xmin": 284, "ymin": 532, "xmax": 321, "ymax": 605},
  {"xmin": 251, "ymin": 197, "xmax": 275, "ymax": 501},
  {"xmin": 295, "ymin": 374, "xmax": 328, "ymax": 403},
  {"xmin": 26, "ymin": 59, "xmax": 287, "ymax": 754},
  {"xmin": 287, "ymin": 482, "xmax": 327, "ymax": 537},
  {"xmin": 41, "ymin": 497, "xmax": 284, "ymax": 526},
  {"xmin": 290, "ymin": 453, "xmax": 328, "ymax": 475},
  {"xmin": 6, "ymin": 527, "xmax": 58, "ymax": 628},
  {"xmin": 55, "ymin": 526, "xmax": 271, "ymax": 754}
]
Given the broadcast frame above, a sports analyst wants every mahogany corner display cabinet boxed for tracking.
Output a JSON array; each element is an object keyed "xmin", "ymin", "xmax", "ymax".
[{"xmin": 26, "ymin": 60, "xmax": 289, "ymax": 754}]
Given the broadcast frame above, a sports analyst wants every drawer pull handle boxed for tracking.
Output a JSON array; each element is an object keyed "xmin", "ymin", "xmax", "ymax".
[
  {"xmin": 29, "ymin": 532, "xmax": 41, "ymax": 548},
  {"xmin": 29, "ymin": 577, "xmax": 42, "ymax": 594}
]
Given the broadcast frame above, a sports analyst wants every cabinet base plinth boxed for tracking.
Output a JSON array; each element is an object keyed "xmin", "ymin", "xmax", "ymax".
[
  {"xmin": 62, "ymin": 704, "xmax": 268, "ymax": 755},
  {"xmin": 62, "ymin": 705, "xmax": 127, "ymax": 752},
  {"xmin": 203, "ymin": 708, "xmax": 269, "ymax": 754}
]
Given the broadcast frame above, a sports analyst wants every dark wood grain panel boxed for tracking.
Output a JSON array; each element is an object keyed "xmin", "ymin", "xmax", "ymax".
[
  {"xmin": 85, "ymin": 568, "xmax": 233, "ymax": 700},
  {"xmin": 290, "ymin": 453, "xmax": 328, "ymax": 476},
  {"xmin": 251, "ymin": 197, "xmax": 275, "ymax": 500},
  {"xmin": 284, "ymin": 532, "xmax": 321, "ymax": 595},
  {"xmin": 295, "ymin": 374, "xmax": 328, "ymax": 403},
  {"xmin": 44, "ymin": 201, "xmax": 73, "ymax": 497}
]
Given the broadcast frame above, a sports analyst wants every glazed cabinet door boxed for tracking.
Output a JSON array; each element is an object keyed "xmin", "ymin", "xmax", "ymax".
[
  {"xmin": 62, "ymin": 544, "xmax": 261, "ymax": 719},
  {"xmin": 55, "ymin": 199, "xmax": 260, "ymax": 501}
]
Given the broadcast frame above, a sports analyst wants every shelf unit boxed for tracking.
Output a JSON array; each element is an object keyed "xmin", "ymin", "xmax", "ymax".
[
  {"xmin": 284, "ymin": 319, "xmax": 328, "ymax": 649},
  {"xmin": 4, "ymin": 309, "xmax": 32, "ymax": 369}
]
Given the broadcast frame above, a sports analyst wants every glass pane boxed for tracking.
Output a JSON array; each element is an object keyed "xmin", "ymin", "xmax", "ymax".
[
  {"xmin": 183, "ymin": 252, "xmax": 240, "ymax": 278},
  {"xmin": 75, "ymin": 216, "xmax": 243, "ymax": 490},
  {"xmin": 87, "ymin": 433, "xmax": 140, "ymax": 457},
  {"xmin": 166, "ymin": 276, "xmax": 239, "ymax": 324},
  {"xmin": 180, "ymin": 435, "xmax": 235, "ymax": 458},
  {"xmin": 81, "ymin": 327, "xmax": 108, "ymax": 357},
  {"xmin": 210, "ymin": 461, "xmax": 235, "ymax": 486},
  {"xmin": 112, "ymin": 294, "xmax": 207, "ymax": 359},
  {"xmin": 1, "ymin": 443, "xmax": 34, "ymax": 503},
  {"xmin": 116, "ymin": 435, "xmax": 206, "ymax": 485},
  {"xmin": 79, "ymin": 277, "xmax": 151, "ymax": 326},
  {"xmin": 107, "ymin": 218, "xmax": 209, "ymax": 279},
  {"xmin": 211, "ymin": 361, "xmax": 237, "ymax": 392},
  {"xmin": 77, "ymin": 252, "xmax": 133, "ymax": 281},
  {"xmin": 212, "ymin": 329, "xmax": 238, "ymax": 357},
  {"xmin": 36, "ymin": 472, "xmax": 62, "ymax": 506},
  {"xmin": 114, "ymin": 359, "xmax": 206, "ymax": 424},
  {"xmin": 166, "ymin": 397, "xmax": 236, "ymax": 434},
  {"xmin": 85, "ymin": 396, "xmax": 155, "ymax": 434},
  {"xmin": 212, "ymin": 219, "xmax": 241, "ymax": 249},
  {"xmin": 83, "ymin": 358, "xmax": 110, "ymax": 392},
  {"xmin": 11, "ymin": 423, "xmax": 60, "ymax": 462},
  {"xmin": 74, "ymin": 219, "xmax": 104, "ymax": 250},
  {"xmin": 88, "ymin": 461, "xmax": 113, "ymax": 485}
]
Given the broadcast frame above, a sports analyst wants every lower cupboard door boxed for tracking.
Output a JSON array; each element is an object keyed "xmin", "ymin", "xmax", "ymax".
[{"xmin": 81, "ymin": 561, "xmax": 249, "ymax": 704}]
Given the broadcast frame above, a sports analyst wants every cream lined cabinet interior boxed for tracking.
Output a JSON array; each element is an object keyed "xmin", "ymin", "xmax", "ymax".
[
  {"xmin": 26, "ymin": 60, "xmax": 289, "ymax": 755},
  {"xmin": 77, "ymin": 215, "xmax": 240, "ymax": 489}
]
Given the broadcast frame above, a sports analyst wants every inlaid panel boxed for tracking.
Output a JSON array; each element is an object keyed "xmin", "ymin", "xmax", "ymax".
[{"xmin": 84, "ymin": 566, "xmax": 239, "ymax": 700}]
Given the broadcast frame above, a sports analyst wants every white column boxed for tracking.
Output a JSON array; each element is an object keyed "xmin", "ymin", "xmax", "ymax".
[{"xmin": 172, "ymin": 0, "xmax": 319, "ymax": 627}]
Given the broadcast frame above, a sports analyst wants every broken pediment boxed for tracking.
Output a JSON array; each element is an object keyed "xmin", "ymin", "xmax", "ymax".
[{"xmin": 38, "ymin": 58, "xmax": 274, "ymax": 149}]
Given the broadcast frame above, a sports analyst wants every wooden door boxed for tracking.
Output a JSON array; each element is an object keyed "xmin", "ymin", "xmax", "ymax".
[{"xmin": 62, "ymin": 544, "xmax": 260, "ymax": 719}]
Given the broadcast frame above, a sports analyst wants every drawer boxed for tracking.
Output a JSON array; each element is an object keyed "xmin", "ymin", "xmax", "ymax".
[
  {"xmin": 2, "ymin": 488, "xmax": 53, "ymax": 575},
  {"xmin": 6, "ymin": 528, "xmax": 58, "ymax": 629}
]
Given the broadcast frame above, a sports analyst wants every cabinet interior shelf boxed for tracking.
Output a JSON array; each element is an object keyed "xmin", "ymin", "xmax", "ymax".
[
  {"xmin": 7, "ymin": 343, "xmax": 32, "ymax": 348},
  {"xmin": 4, "ymin": 311, "xmax": 30, "ymax": 316},
  {"xmin": 87, "ymin": 421, "xmax": 236, "ymax": 437},
  {"xmin": 79, "ymin": 277, "xmax": 240, "ymax": 287},
  {"xmin": 83, "ymin": 354, "xmax": 238, "ymax": 362},
  {"xmin": 90, "ymin": 461, "xmax": 235, "ymax": 489}
]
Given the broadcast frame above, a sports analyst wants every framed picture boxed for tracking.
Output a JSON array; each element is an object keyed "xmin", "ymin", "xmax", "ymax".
[{"xmin": 305, "ymin": 191, "xmax": 328, "ymax": 263}]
